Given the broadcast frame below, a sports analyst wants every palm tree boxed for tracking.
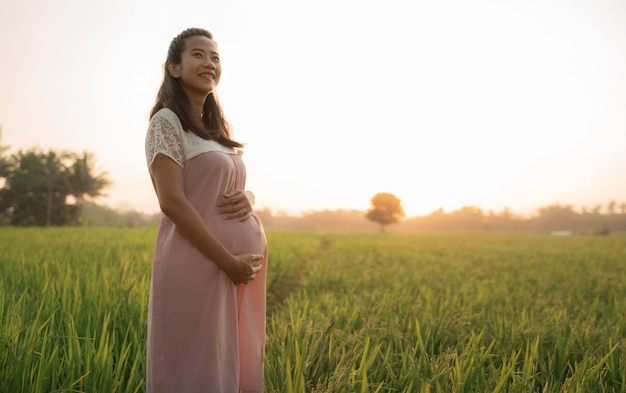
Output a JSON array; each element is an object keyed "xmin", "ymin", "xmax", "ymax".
[
  {"xmin": 68, "ymin": 151, "xmax": 111, "ymax": 224},
  {"xmin": 42, "ymin": 150, "xmax": 70, "ymax": 226}
]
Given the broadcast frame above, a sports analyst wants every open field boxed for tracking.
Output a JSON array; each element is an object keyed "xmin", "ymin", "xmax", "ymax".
[{"xmin": 1, "ymin": 228, "xmax": 625, "ymax": 392}]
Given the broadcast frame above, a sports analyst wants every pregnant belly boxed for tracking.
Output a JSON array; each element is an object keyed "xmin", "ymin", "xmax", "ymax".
[{"xmin": 209, "ymin": 213, "xmax": 267, "ymax": 255}]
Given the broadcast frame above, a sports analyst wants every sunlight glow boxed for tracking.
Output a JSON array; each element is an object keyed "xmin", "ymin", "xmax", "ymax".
[{"xmin": 0, "ymin": 0, "xmax": 625, "ymax": 217}]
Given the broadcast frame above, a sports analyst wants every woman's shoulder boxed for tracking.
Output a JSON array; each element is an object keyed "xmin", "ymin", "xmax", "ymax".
[
  {"xmin": 152, "ymin": 107, "xmax": 181, "ymax": 126},
  {"xmin": 145, "ymin": 108, "xmax": 185, "ymax": 169},
  {"xmin": 148, "ymin": 108, "xmax": 185, "ymax": 138}
]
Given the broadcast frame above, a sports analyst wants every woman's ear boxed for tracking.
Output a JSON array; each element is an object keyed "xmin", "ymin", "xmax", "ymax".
[{"xmin": 167, "ymin": 62, "xmax": 181, "ymax": 78}]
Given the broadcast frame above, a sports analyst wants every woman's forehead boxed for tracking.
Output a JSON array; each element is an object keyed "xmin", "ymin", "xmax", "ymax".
[{"xmin": 184, "ymin": 35, "xmax": 219, "ymax": 52}]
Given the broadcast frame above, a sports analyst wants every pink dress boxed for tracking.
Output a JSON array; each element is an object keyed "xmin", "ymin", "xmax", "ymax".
[{"xmin": 145, "ymin": 108, "xmax": 267, "ymax": 393}]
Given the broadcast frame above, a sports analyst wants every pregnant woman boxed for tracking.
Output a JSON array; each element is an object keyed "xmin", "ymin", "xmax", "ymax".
[{"xmin": 144, "ymin": 28, "xmax": 267, "ymax": 393}]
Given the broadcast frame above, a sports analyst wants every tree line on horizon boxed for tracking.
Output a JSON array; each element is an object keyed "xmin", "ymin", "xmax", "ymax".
[
  {"xmin": 254, "ymin": 201, "xmax": 626, "ymax": 234},
  {"xmin": 256, "ymin": 192, "xmax": 626, "ymax": 235},
  {"xmin": 44, "ymin": 199, "xmax": 626, "ymax": 235}
]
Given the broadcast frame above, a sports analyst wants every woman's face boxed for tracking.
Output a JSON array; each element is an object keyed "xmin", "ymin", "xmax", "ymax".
[{"xmin": 169, "ymin": 35, "xmax": 221, "ymax": 99}]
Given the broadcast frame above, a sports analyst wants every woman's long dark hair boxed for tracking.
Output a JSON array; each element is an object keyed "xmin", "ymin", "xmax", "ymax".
[{"xmin": 150, "ymin": 28, "xmax": 242, "ymax": 149}]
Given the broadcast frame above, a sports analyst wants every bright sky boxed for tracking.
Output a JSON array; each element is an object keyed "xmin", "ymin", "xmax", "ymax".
[{"xmin": 1, "ymin": 0, "xmax": 625, "ymax": 217}]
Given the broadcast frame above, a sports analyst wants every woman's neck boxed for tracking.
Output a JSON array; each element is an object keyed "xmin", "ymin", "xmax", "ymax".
[{"xmin": 188, "ymin": 96, "xmax": 206, "ymax": 124}]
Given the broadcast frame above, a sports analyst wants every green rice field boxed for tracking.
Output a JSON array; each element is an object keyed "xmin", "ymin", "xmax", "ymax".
[{"xmin": 1, "ymin": 228, "xmax": 625, "ymax": 392}]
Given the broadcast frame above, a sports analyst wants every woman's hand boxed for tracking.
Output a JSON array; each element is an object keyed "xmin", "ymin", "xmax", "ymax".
[
  {"xmin": 217, "ymin": 189, "xmax": 255, "ymax": 221},
  {"xmin": 224, "ymin": 253, "xmax": 263, "ymax": 285}
]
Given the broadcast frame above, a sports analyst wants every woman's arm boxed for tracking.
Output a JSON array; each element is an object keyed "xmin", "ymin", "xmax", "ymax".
[{"xmin": 151, "ymin": 154, "xmax": 262, "ymax": 284}]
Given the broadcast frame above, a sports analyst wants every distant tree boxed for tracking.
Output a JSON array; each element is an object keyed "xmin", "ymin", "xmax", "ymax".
[
  {"xmin": 607, "ymin": 200, "xmax": 616, "ymax": 215},
  {"xmin": 0, "ymin": 148, "xmax": 110, "ymax": 226},
  {"xmin": 488, "ymin": 207, "xmax": 520, "ymax": 231},
  {"xmin": 67, "ymin": 151, "xmax": 111, "ymax": 224},
  {"xmin": 0, "ymin": 148, "xmax": 74, "ymax": 226},
  {"xmin": 423, "ymin": 207, "xmax": 447, "ymax": 231},
  {"xmin": 366, "ymin": 192, "xmax": 405, "ymax": 232},
  {"xmin": 535, "ymin": 204, "xmax": 576, "ymax": 232},
  {"xmin": 0, "ymin": 127, "xmax": 11, "ymax": 179},
  {"xmin": 0, "ymin": 128, "xmax": 11, "ymax": 225},
  {"xmin": 448, "ymin": 206, "xmax": 485, "ymax": 231},
  {"xmin": 591, "ymin": 204, "xmax": 602, "ymax": 215}
]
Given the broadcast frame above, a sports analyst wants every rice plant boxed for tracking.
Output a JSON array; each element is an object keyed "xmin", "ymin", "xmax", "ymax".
[{"xmin": 1, "ymin": 229, "xmax": 625, "ymax": 392}]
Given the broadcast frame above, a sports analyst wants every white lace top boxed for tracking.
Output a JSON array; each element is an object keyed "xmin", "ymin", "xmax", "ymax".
[{"xmin": 145, "ymin": 108, "xmax": 238, "ymax": 173}]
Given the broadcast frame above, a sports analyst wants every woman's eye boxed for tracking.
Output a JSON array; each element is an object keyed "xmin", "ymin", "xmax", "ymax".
[
  {"xmin": 212, "ymin": 56, "xmax": 220, "ymax": 62},
  {"xmin": 193, "ymin": 52, "xmax": 203, "ymax": 58}
]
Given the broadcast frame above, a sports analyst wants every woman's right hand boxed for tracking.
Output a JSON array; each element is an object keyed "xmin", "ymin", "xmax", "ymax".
[{"xmin": 224, "ymin": 253, "xmax": 263, "ymax": 285}]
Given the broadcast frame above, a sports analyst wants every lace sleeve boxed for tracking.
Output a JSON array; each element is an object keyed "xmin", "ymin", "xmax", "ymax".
[{"xmin": 145, "ymin": 110, "xmax": 184, "ymax": 171}]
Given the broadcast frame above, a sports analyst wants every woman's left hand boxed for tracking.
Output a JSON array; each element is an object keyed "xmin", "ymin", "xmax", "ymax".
[{"xmin": 217, "ymin": 189, "xmax": 255, "ymax": 221}]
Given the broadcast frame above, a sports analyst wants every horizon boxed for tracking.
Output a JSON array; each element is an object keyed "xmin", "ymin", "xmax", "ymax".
[
  {"xmin": 87, "ymin": 195, "xmax": 624, "ymax": 220},
  {"xmin": 1, "ymin": 0, "xmax": 625, "ymax": 218}
]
